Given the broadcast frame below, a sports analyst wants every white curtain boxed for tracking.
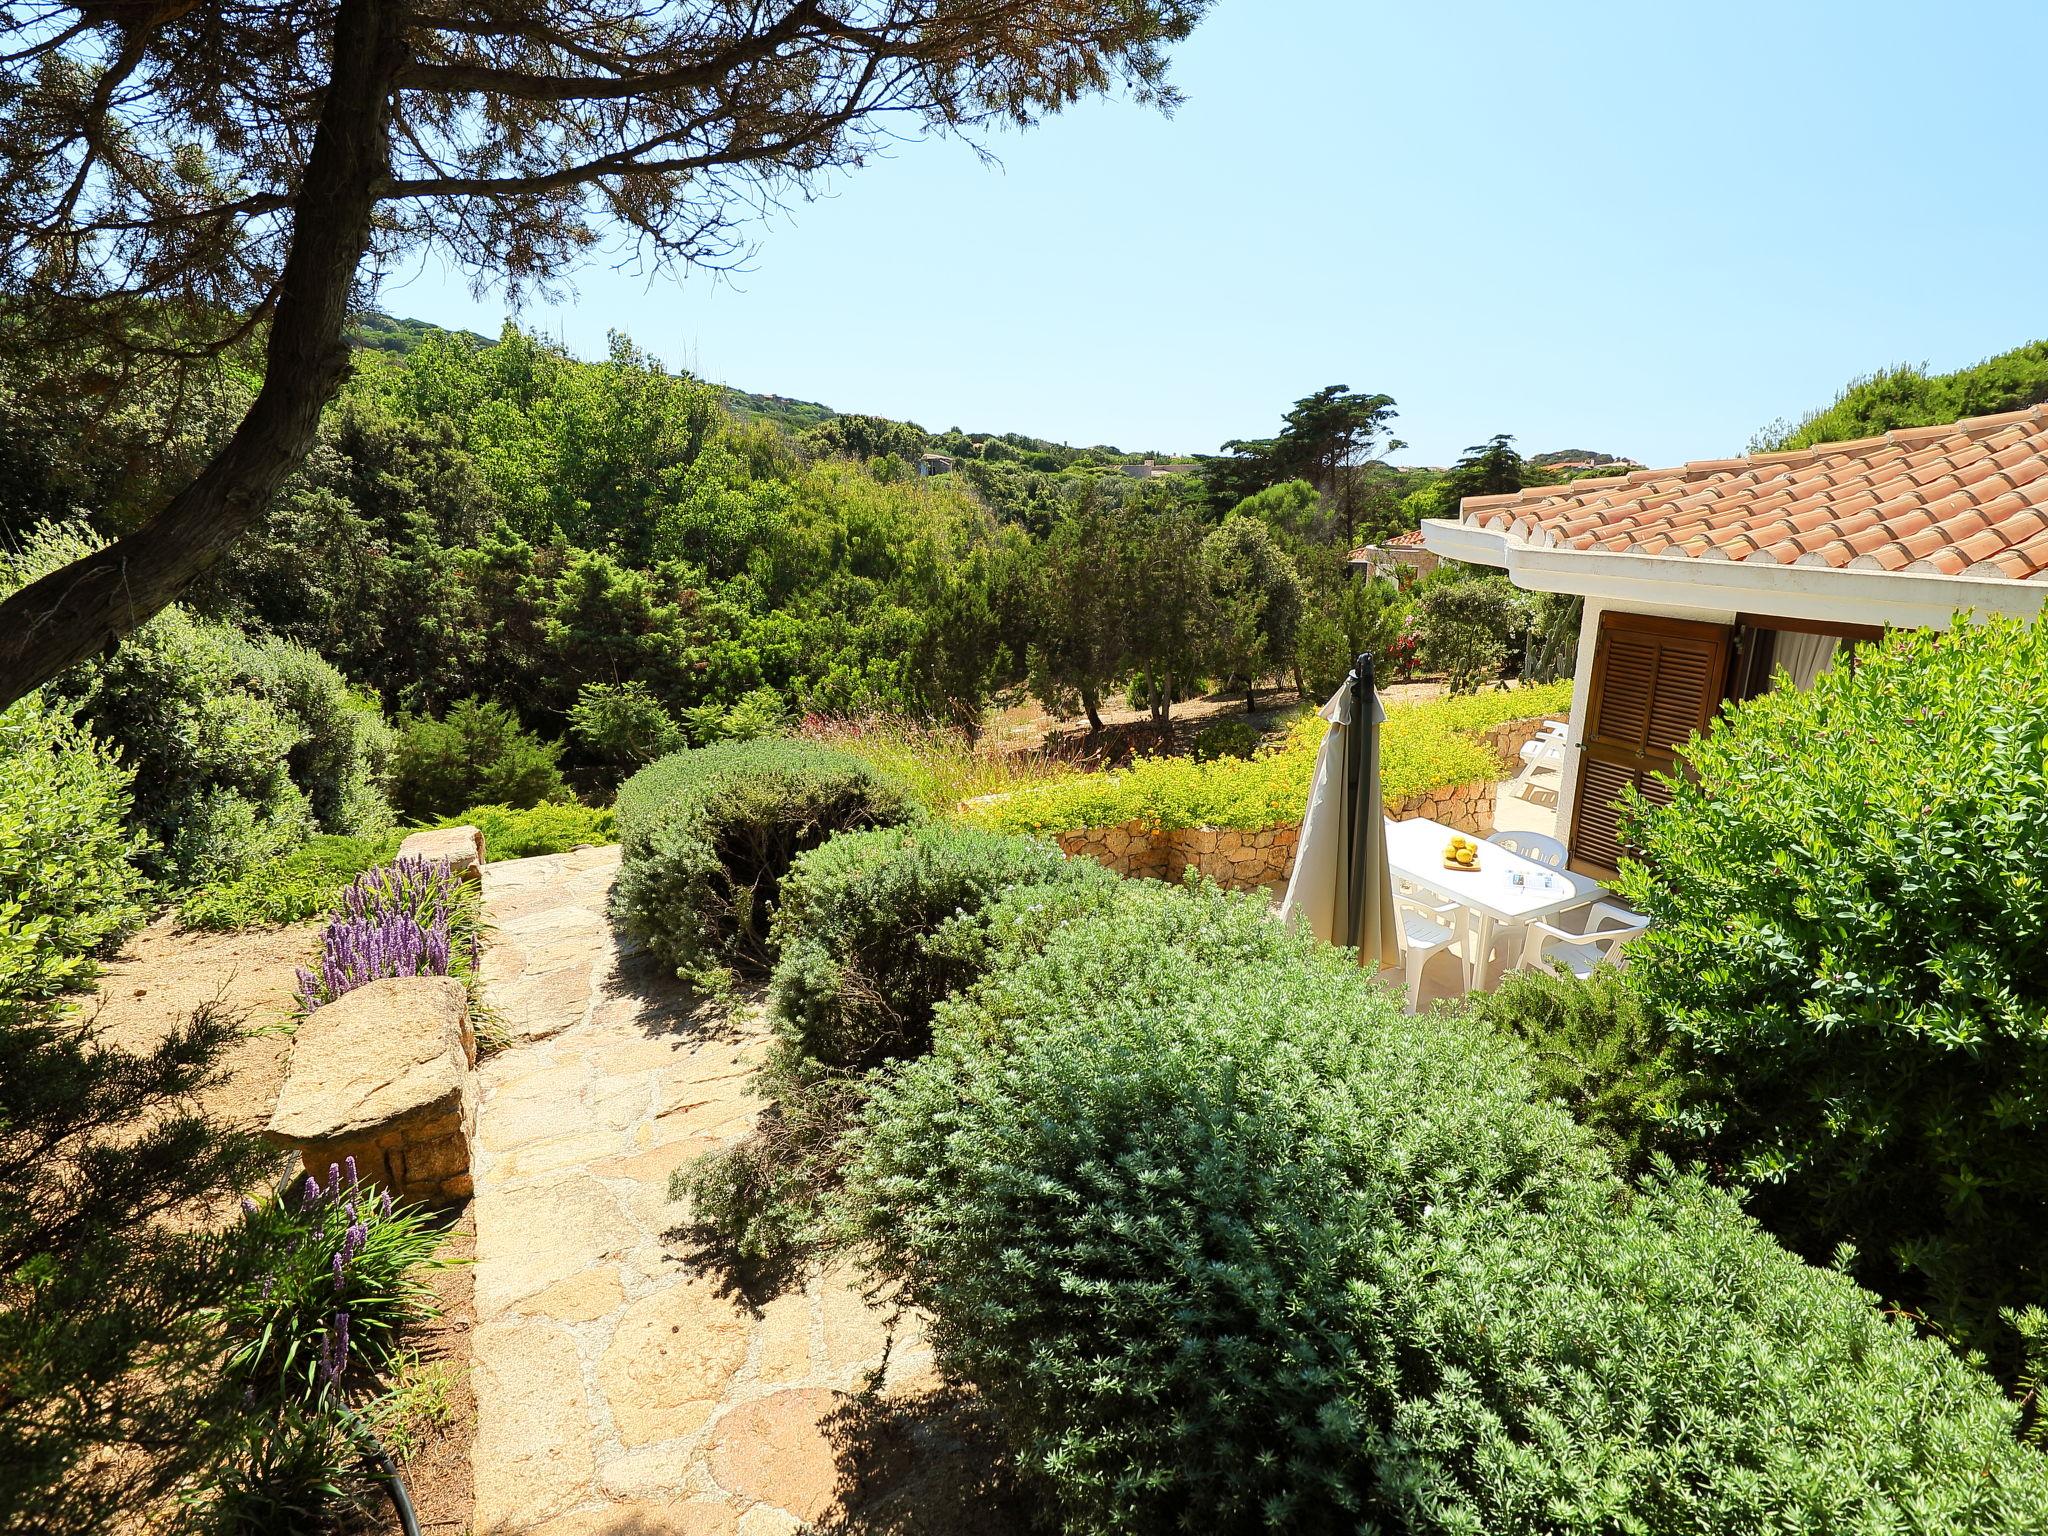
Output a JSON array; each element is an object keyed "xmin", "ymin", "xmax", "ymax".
[{"xmin": 1772, "ymin": 631, "xmax": 1838, "ymax": 692}]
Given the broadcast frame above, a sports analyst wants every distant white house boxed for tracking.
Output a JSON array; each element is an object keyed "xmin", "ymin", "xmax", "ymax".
[
  {"xmin": 1119, "ymin": 459, "xmax": 1200, "ymax": 479},
  {"xmin": 1423, "ymin": 406, "xmax": 2048, "ymax": 876}
]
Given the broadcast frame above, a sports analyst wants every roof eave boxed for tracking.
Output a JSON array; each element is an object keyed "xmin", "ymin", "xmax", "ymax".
[{"xmin": 1422, "ymin": 518, "xmax": 2048, "ymax": 628}]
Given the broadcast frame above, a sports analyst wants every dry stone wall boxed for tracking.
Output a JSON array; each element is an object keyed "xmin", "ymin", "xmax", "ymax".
[
  {"xmin": 1045, "ymin": 713, "xmax": 1556, "ymax": 886},
  {"xmin": 1055, "ymin": 819, "xmax": 1301, "ymax": 892}
]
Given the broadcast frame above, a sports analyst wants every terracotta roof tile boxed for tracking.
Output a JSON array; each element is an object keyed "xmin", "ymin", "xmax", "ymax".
[{"xmin": 1456, "ymin": 405, "xmax": 2048, "ymax": 582}]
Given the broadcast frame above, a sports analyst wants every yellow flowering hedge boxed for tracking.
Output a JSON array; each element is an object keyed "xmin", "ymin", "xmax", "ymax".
[{"xmin": 966, "ymin": 682, "xmax": 1572, "ymax": 835}]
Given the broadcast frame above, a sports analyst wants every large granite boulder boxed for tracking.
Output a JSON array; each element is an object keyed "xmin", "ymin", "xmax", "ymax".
[{"xmin": 268, "ymin": 975, "xmax": 477, "ymax": 1203}]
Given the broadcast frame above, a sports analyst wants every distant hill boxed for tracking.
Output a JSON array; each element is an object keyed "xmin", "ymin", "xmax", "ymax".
[
  {"xmin": 1755, "ymin": 340, "xmax": 2048, "ymax": 453},
  {"xmin": 350, "ymin": 311, "xmax": 494, "ymax": 354},
  {"xmin": 717, "ymin": 386, "xmax": 837, "ymax": 433},
  {"xmin": 1529, "ymin": 448, "xmax": 1635, "ymax": 468}
]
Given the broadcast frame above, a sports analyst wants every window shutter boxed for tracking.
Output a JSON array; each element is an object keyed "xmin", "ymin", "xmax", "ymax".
[{"xmin": 1567, "ymin": 611, "xmax": 1731, "ymax": 878}]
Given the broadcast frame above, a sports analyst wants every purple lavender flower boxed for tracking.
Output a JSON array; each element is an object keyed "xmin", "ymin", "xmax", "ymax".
[
  {"xmin": 240, "ymin": 1196, "xmax": 258, "ymax": 1217},
  {"xmin": 344, "ymin": 1155, "xmax": 359, "ymax": 1187},
  {"xmin": 332, "ymin": 1249, "xmax": 346, "ymax": 1293},
  {"xmin": 379, "ymin": 1188, "xmax": 394, "ymax": 1221},
  {"xmin": 326, "ymin": 1163, "xmax": 342, "ymax": 1200},
  {"xmin": 302, "ymin": 1175, "xmax": 323, "ymax": 1207},
  {"xmin": 300, "ymin": 856, "xmax": 465, "ymax": 1009},
  {"xmin": 318, "ymin": 1311, "xmax": 351, "ymax": 1384}
]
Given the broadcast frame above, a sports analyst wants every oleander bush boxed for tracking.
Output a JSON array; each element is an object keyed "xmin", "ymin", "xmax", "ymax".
[
  {"xmin": 612, "ymin": 739, "xmax": 919, "ymax": 985},
  {"xmin": 841, "ymin": 884, "xmax": 2048, "ymax": 1535},
  {"xmin": 680, "ymin": 825, "xmax": 1122, "ymax": 1284},
  {"xmin": 1619, "ymin": 615, "xmax": 2048, "ymax": 1368},
  {"xmin": 1455, "ymin": 961, "xmax": 1683, "ymax": 1176}
]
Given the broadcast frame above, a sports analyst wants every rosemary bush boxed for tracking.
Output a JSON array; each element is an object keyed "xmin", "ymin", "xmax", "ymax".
[
  {"xmin": 843, "ymin": 884, "xmax": 2048, "ymax": 1534},
  {"xmin": 679, "ymin": 825, "xmax": 1121, "ymax": 1281},
  {"xmin": 612, "ymin": 738, "xmax": 919, "ymax": 985}
]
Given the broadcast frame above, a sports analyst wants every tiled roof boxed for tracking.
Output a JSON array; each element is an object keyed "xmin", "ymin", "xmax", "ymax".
[
  {"xmin": 1457, "ymin": 406, "xmax": 2048, "ymax": 581},
  {"xmin": 1348, "ymin": 529, "xmax": 1428, "ymax": 561}
]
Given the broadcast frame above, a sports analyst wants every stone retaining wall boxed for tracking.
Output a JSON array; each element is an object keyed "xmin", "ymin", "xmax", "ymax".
[
  {"xmin": 1056, "ymin": 818, "xmax": 1300, "ymax": 892},
  {"xmin": 1383, "ymin": 778, "xmax": 1498, "ymax": 836},
  {"xmin": 1032, "ymin": 712, "xmax": 1558, "ymax": 890}
]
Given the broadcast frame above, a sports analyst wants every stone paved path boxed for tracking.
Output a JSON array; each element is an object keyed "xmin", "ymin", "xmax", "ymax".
[{"xmin": 469, "ymin": 845, "xmax": 938, "ymax": 1536}]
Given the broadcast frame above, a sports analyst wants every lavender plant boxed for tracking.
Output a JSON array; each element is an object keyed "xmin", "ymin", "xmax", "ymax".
[
  {"xmin": 295, "ymin": 855, "xmax": 478, "ymax": 1010},
  {"xmin": 221, "ymin": 1158, "xmax": 447, "ymax": 1406}
]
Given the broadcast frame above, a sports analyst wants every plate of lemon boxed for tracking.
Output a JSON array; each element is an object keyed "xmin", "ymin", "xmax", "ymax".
[{"xmin": 1442, "ymin": 835, "xmax": 1480, "ymax": 872}]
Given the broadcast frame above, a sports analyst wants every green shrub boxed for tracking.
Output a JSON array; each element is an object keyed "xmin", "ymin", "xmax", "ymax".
[
  {"xmin": 1456, "ymin": 962, "xmax": 1682, "ymax": 1176},
  {"xmin": 4, "ymin": 524, "xmax": 317, "ymax": 888},
  {"xmin": 682, "ymin": 684, "xmax": 789, "ymax": 746},
  {"xmin": 1413, "ymin": 570, "xmax": 1533, "ymax": 692},
  {"xmin": 842, "ymin": 884, "xmax": 2048, "ymax": 1535},
  {"xmin": 968, "ymin": 687, "xmax": 1572, "ymax": 838},
  {"xmin": 227, "ymin": 632, "xmax": 395, "ymax": 834},
  {"xmin": 390, "ymin": 697, "xmax": 567, "ymax": 821},
  {"xmin": 680, "ymin": 824, "xmax": 1122, "ymax": 1285},
  {"xmin": 176, "ymin": 832, "xmax": 405, "ymax": 931},
  {"xmin": 1620, "ymin": 616, "xmax": 2048, "ymax": 1365},
  {"xmin": 567, "ymin": 680, "xmax": 683, "ymax": 790},
  {"xmin": 442, "ymin": 801, "xmax": 615, "ymax": 859},
  {"xmin": 224, "ymin": 1163, "xmax": 446, "ymax": 1404},
  {"xmin": 1190, "ymin": 718, "xmax": 1260, "ymax": 762},
  {"xmin": 612, "ymin": 739, "xmax": 919, "ymax": 984},
  {"xmin": 769, "ymin": 824, "xmax": 1118, "ymax": 1074},
  {"xmin": 0, "ymin": 696, "xmax": 152, "ymax": 1008}
]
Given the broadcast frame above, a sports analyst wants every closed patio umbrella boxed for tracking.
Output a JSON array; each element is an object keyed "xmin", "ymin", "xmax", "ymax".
[{"xmin": 1280, "ymin": 655, "xmax": 1400, "ymax": 970}]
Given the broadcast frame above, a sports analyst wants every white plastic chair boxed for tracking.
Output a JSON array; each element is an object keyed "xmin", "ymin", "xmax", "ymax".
[
  {"xmin": 1486, "ymin": 829, "xmax": 1568, "ymax": 870},
  {"xmin": 1521, "ymin": 901, "xmax": 1650, "ymax": 978},
  {"xmin": 1510, "ymin": 720, "xmax": 1569, "ymax": 800},
  {"xmin": 1395, "ymin": 889, "xmax": 1466, "ymax": 1011}
]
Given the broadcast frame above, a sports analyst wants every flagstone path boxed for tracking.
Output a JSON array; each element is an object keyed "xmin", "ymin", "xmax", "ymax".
[{"xmin": 467, "ymin": 845, "xmax": 942, "ymax": 1536}]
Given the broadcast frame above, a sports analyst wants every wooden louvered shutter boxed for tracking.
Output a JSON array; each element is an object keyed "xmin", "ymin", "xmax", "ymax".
[{"xmin": 1567, "ymin": 611, "xmax": 1733, "ymax": 878}]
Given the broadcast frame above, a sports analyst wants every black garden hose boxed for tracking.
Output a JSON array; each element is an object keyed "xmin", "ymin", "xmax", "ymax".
[{"xmin": 270, "ymin": 1168, "xmax": 423, "ymax": 1536}]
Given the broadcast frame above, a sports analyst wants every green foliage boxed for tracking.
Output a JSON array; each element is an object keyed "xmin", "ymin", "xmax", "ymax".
[
  {"xmin": 797, "ymin": 716, "xmax": 1065, "ymax": 815},
  {"xmin": 971, "ymin": 687, "xmax": 1571, "ymax": 836},
  {"xmin": 679, "ymin": 826, "xmax": 1121, "ymax": 1281},
  {"xmin": 842, "ymin": 884, "xmax": 2048, "ymax": 1535},
  {"xmin": 223, "ymin": 1171, "xmax": 446, "ymax": 1405},
  {"xmin": 568, "ymin": 680, "xmax": 683, "ymax": 789},
  {"xmin": 1413, "ymin": 568, "xmax": 1534, "ymax": 692},
  {"xmin": 225, "ymin": 631, "xmax": 395, "ymax": 835},
  {"xmin": 390, "ymin": 697, "xmax": 567, "ymax": 821},
  {"xmin": 612, "ymin": 739, "xmax": 920, "ymax": 984},
  {"xmin": 681, "ymin": 685, "xmax": 789, "ymax": 746},
  {"xmin": 0, "ymin": 711, "xmax": 273, "ymax": 1533},
  {"xmin": 447, "ymin": 801, "xmax": 615, "ymax": 859},
  {"xmin": 0, "ymin": 696, "xmax": 151, "ymax": 1007},
  {"xmin": 175, "ymin": 832, "xmax": 404, "ymax": 931},
  {"xmin": 1190, "ymin": 718, "xmax": 1260, "ymax": 761},
  {"xmin": 1619, "ymin": 616, "xmax": 2048, "ymax": 1366},
  {"xmin": 1199, "ymin": 513, "xmax": 1303, "ymax": 706},
  {"xmin": 1755, "ymin": 340, "xmax": 2048, "ymax": 452},
  {"xmin": 1295, "ymin": 574, "xmax": 1410, "ymax": 699},
  {"xmin": 1457, "ymin": 963, "xmax": 1681, "ymax": 1175}
]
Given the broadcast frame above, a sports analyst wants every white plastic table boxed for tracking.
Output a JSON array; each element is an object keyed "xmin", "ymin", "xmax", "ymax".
[{"xmin": 1384, "ymin": 816, "xmax": 1604, "ymax": 989}]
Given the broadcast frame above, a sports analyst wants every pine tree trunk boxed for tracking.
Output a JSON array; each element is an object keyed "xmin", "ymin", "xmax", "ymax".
[
  {"xmin": 0, "ymin": 0, "xmax": 403, "ymax": 709},
  {"xmin": 1082, "ymin": 687, "xmax": 1104, "ymax": 734}
]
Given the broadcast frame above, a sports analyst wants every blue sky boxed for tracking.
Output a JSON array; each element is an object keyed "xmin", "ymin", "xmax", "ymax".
[{"xmin": 382, "ymin": 0, "xmax": 2048, "ymax": 469}]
